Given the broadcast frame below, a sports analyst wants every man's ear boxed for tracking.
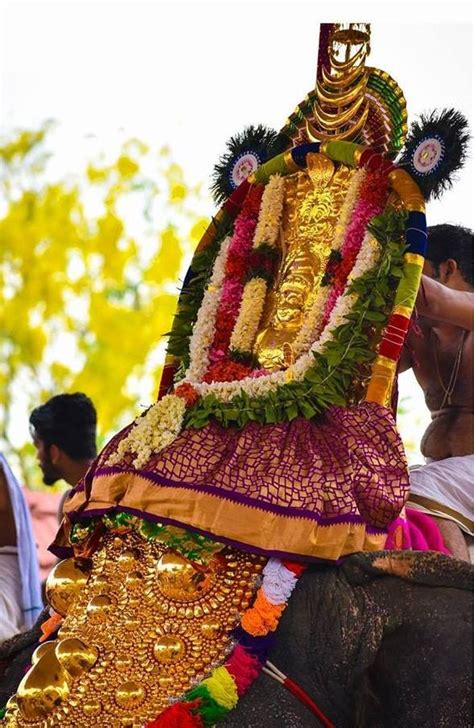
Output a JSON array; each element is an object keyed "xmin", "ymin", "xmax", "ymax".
[
  {"xmin": 49, "ymin": 444, "xmax": 61, "ymax": 465},
  {"xmin": 439, "ymin": 258, "xmax": 458, "ymax": 283}
]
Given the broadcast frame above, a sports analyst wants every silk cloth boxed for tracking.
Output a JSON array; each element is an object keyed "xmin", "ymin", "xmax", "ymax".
[
  {"xmin": 408, "ymin": 455, "xmax": 474, "ymax": 536},
  {"xmin": 386, "ymin": 507, "xmax": 451, "ymax": 555},
  {"xmin": 52, "ymin": 402, "xmax": 409, "ymax": 562}
]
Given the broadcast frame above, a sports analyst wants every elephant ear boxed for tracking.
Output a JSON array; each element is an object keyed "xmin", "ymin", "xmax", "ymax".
[
  {"xmin": 398, "ymin": 108, "xmax": 469, "ymax": 201},
  {"xmin": 211, "ymin": 124, "xmax": 288, "ymax": 204}
]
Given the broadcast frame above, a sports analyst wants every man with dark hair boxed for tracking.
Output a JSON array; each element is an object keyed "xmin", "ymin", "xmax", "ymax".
[
  {"xmin": 29, "ymin": 393, "xmax": 97, "ymax": 488},
  {"xmin": 400, "ymin": 224, "xmax": 473, "ymax": 560}
]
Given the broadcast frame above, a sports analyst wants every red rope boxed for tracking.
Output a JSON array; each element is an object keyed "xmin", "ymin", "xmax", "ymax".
[
  {"xmin": 283, "ymin": 676, "xmax": 335, "ymax": 728},
  {"xmin": 264, "ymin": 661, "xmax": 335, "ymax": 728}
]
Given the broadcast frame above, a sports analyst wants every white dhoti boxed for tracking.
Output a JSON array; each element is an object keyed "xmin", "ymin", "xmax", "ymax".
[
  {"xmin": 0, "ymin": 546, "xmax": 24, "ymax": 642},
  {"xmin": 408, "ymin": 454, "xmax": 474, "ymax": 536}
]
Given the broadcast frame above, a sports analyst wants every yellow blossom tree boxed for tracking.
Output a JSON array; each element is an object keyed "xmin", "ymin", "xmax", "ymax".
[{"xmin": 0, "ymin": 123, "xmax": 209, "ymax": 487}]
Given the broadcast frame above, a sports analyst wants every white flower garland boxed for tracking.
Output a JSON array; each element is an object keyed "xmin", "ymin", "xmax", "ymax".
[
  {"xmin": 106, "ymin": 393, "xmax": 186, "ymax": 468},
  {"xmin": 228, "ymin": 277, "xmax": 268, "ymax": 352},
  {"xmin": 229, "ymin": 175, "xmax": 286, "ymax": 353},
  {"xmin": 184, "ymin": 235, "xmax": 232, "ymax": 382}
]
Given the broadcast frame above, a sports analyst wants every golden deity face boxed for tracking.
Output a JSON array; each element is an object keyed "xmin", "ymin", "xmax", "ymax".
[{"xmin": 272, "ymin": 248, "xmax": 322, "ymax": 329}]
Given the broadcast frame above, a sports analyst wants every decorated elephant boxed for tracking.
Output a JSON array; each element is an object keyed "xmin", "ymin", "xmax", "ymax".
[
  {"xmin": 1, "ymin": 550, "xmax": 471, "ymax": 726},
  {"xmin": 2, "ymin": 23, "xmax": 471, "ymax": 728}
]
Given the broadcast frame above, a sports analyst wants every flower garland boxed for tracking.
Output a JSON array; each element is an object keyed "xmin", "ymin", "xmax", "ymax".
[
  {"xmin": 147, "ymin": 557, "xmax": 307, "ymax": 727},
  {"xmin": 182, "ymin": 209, "xmax": 406, "ymax": 431},
  {"xmin": 187, "ymin": 219, "xmax": 382, "ymax": 404},
  {"xmin": 106, "ymin": 392, "xmax": 187, "ymax": 468},
  {"xmin": 321, "ymin": 168, "xmax": 390, "ymax": 327},
  {"xmin": 184, "ymin": 166, "xmax": 384, "ymax": 403},
  {"xmin": 228, "ymin": 174, "xmax": 286, "ymax": 354},
  {"xmin": 227, "ymin": 277, "xmax": 268, "ymax": 353},
  {"xmin": 185, "ymin": 236, "xmax": 233, "ymax": 382},
  {"xmin": 209, "ymin": 186, "xmax": 264, "ymax": 364}
]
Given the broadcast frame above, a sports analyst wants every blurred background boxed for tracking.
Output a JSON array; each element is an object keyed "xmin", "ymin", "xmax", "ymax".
[{"xmin": 0, "ymin": 1, "xmax": 472, "ymax": 516}]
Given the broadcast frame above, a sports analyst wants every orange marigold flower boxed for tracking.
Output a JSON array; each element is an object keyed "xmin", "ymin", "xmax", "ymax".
[{"xmin": 174, "ymin": 382, "xmax": 200, "ymax": 407}]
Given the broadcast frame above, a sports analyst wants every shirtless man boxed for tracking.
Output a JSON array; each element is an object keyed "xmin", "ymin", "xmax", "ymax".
[{"xmin": 400, "ymin": 224, "xmax": 473, "ymax": 560}]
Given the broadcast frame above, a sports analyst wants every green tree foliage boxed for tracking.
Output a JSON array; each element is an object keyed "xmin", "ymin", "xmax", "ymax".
[{"xmin": 0, "ymin": 123, "xmax": 209, "ymax": 487}]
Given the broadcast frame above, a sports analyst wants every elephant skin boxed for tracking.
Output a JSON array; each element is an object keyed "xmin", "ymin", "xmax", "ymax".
[{"xmin": 222, "ymin": 551, "xmax": 473, "ymax": 728}]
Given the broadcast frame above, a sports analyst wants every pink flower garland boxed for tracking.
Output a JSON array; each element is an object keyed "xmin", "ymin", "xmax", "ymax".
[
  {"xmin": 208, "ymin": 185, "xmax": 264, "ymax": 365},
  {"xmin": 322, "ymin": 170, "xmax": 390, "ymax": 326}
]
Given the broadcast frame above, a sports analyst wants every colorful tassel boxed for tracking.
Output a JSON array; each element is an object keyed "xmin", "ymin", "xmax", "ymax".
[
  {"xmin": 185, "ymin": 685, "xmax": 229, "ymax": 725},
  {"xmin": 226, "ymin": 645, "xmax": 261, "ymax": 696},
  {"xmin": 241, "ymin": 589, "xmax": 285, "ymax": 636},
  {"xmin": 146, "ymin": 700, "xmax": 204, "ymax": 727},
  {"xmin": 261, "ymin": 558, "xmax": 298, "ymax": 604},
  {"xmin": 201, "ymin": 666, "xmax": 238, "ymax": 710}
]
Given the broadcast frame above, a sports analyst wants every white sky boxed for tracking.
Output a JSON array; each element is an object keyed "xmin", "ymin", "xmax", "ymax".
[{"xmin": 0, "ymin": 0, "xmax": 473, "ymax": 462}]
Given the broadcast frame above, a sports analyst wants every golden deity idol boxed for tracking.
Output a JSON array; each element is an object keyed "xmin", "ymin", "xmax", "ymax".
[{"xmin": 255, "ymin": 154, "xmax": 354, "ymax": 370}]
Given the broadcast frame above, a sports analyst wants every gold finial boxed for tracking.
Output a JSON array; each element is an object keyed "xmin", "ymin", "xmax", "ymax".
[{"xmin": 307, "ymin": 23, "xmax": 371, "ymax": 143}]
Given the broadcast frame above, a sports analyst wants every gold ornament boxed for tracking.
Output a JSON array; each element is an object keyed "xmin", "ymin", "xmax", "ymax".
[
  {"xmin": 200, "ymin": 618, "xmax": 221, "ymax": 639},
  {"xmin": 115, "ymin": 682, "xmax": 145, "ymax": 709},
  {"xmin": 153, "ymin": 634, "xmax": 186, "ymax": 664},
  {"xmin": 4, "ymin": 531, "xmax": 264, "ymax": 726},
  {"xmin": 16, "ymin": 648, "xmax": 71, "ymax": 721},
  {"xmin": 156, "ymin": 552, "xmax": 214, "ymax": 601},
  {"xmin": 45, "ymin": 557, "xmax": 91, "ymax": 617},
  {"xmin": 31, "ymin": 641, "xmax": 57, "ymax": 665},
  {"xmin": 55, "ymin": 638, "xmax": 99, "ymax": 677}
]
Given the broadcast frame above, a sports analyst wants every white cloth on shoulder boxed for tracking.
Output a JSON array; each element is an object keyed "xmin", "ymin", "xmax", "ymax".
[
  {"xmin": 0, "ymin": 546, "xmax": 24, "ymax": 641},
  {"xmin": 0, "ymin": 454, "xmax": 43, "ymax": 633},
  {"xmin": 408, "ymin": 454, "xmax": 474, "ymax": 536}
]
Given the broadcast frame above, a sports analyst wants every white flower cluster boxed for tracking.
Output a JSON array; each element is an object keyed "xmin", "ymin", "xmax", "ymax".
[
  {"xmin": 253, "ymin": 174, "xmax": 286, "ymax": 247},
  {"xmin": 347, "ymin": 232, "xmax": 380, "ymax": 282},
  {"xmin": 184, "ymin": 236, "xmax": 232, "ymax": 382},
  {"xmin": 106, "ymin": 394, "xmax": 186, "ymax": 469},
  {"xmin": 229, "ymin": 277, "xmax": 267, "ymax": 352}
]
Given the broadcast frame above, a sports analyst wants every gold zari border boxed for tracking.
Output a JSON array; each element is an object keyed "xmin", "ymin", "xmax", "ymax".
[{"xmin": 60, "ymin": 473, "xmax": 387, "ymax": 561}]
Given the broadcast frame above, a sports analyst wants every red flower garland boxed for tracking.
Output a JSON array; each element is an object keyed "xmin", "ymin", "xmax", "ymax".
[
  {"xmin": 207, "ymin": 185, "xmax": 264, "ymax": 366},
  {"xmin": 203, "ymin": 359, "xmax": 253, "ymax": 384}
]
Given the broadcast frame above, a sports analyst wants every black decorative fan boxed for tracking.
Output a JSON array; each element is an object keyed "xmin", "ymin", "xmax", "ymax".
[
  {"xmin": 211, "ymin": 125, "xmax": 288, "ymax": 204},
  {"xmin": 398, "ymin": 109, "xmax": 470, "ymax": 201}
]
